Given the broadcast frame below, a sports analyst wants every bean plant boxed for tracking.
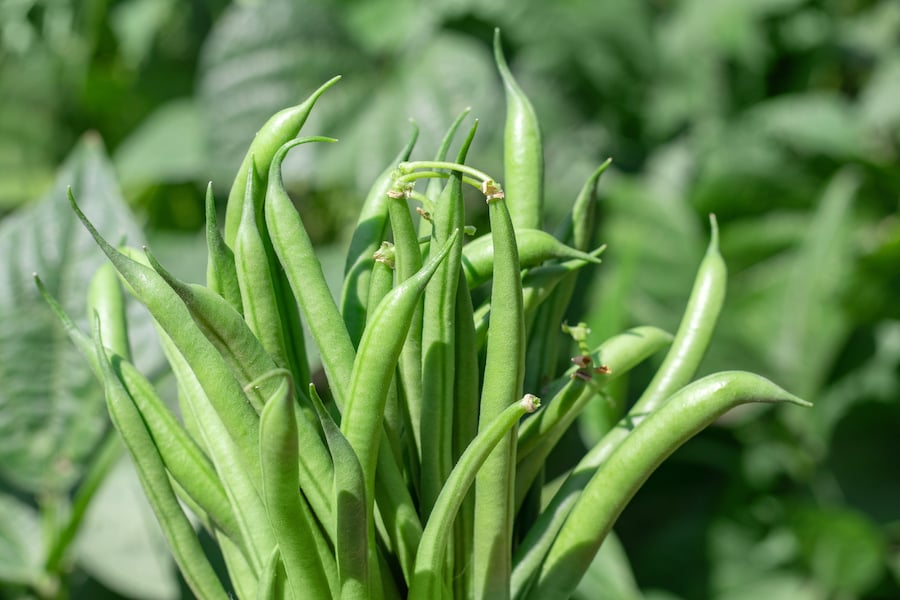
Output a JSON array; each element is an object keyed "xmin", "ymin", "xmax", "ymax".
[{"xmin": 38, "ymin": 31, "xmax": 808, "ymax": 600}]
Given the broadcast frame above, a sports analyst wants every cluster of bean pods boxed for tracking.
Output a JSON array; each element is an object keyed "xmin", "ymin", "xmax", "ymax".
[{"xmin": 37, "ymin": 29, "xmax": 808, "ymax": 600}]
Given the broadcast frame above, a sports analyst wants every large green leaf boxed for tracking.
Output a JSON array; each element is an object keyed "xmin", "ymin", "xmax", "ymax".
[{"xmin": 0, "ymin": 134, "xmax": 162, "ymax": 493}]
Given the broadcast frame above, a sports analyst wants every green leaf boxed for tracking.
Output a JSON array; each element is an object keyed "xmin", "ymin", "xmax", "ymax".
[
  {"xmin": 0, "ymin": 134, "xmax": 163, "ymax": 493},
  {"xmin": 74, "ymin": 456, "xmax": 180, "ymax": 600},
  {"xmin": 114, "ymin": 99, "xmax": 208, "ymax": 190},
  {"xmin": 0, "ymin": 493, "xmax": 43, "ymax": 586}
]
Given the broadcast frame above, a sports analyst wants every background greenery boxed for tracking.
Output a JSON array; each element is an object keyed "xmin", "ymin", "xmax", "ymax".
[{"xmin": 1, "ymin": 0, "xmax": 898, "ymax": 598}]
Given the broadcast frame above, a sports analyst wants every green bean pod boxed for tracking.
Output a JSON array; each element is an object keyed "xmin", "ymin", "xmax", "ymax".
[
  {"xmin": 494, "ymin": 28, "xmax": 543, "ymax": 231},
  {"xmin": 308, "ymin": 384, "xmax": 369, "ymax": 600},
  {"xmin": 265, "ymin": 139, "xmax": 356, "ymax": 409},
  {"xmin": 259, "ymin": 370, "xmax": 333, "ymax": 599},
  {"xmin": 224, "ymin": 76, "xmax": 341, "ymax": 247},
  {"xmin": 234, "ymin": 160, "xmax": 298, "ymax": 376},
  {"xmin": 632, "ymin": 214, "xmax": 726, "ymax": 414},
  {"xmin": 257, "ymin": 546, "xmax": 286, "ymax": 600},
  {"xmin": 462, "ymin": 229, "xmax": 601, "ymax": 288},
  {"xmin": 87, "ymin": 262, "xmax": 130, "ymax": 361},
  {"xmin": 204, "ymin": 183, "xmax": 243, "ymax": 313},
  {"xmin": 473, "ymin": 188, "xmax": 526, "ymax": 600},
  {"xmin": 451, "ymin": 269, "xmax": 479, "ymax": 600},
  {"xmin": 92, "ymin": 319, "xmax": 228, "ymax": 600},
  {"xmin": 69, "ymin": 190, "xmax": 263, "ymax": 488},
  {"xmin": 521, "ymin": 372, "xmax": 810, "ymax": 600},
  {"xmin": 408, "ymin": 395, "xmax": 541, "ymax": 600},
  {"xmin": 420, "ymin": 121, "xmax": 477, "ymax": 517},
  {"xmin": 342, "ymin": 126, "xmax": 418, "ymax": 347}
]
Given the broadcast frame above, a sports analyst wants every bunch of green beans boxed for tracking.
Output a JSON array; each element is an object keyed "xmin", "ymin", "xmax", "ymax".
[{"xmin": 38, "ymin": 29, "xmax": 808, "ymax": 600}]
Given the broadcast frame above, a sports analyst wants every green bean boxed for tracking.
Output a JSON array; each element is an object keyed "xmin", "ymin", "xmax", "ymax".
[
  {"xmin": 144, "ymin": 247, "xmax": 278, "ymax": 412},
  {"xmin": 632, "ymin": 214, "xmax": 726, "ymax": 415},
  {"xmin": 308, "ymin": 384, "xmax": 369, "ymax": 600},
  {"xmin": 342, "ymin": 126, "xmax": 418, "ymax": 347},
  {"xmin": 70, "ymin": 190, "xmax": 263, "ymax": 488},
  {"xmin": 420, "ymin": 121, "xmax": 477, "ymax": 518},
  {"xmin": 494, "ymin": 28, "xmax": 543, "ymax": 231},
  {"xmin": 450, "ymin": 269, "xmax": 479, "ymax": 600},
  {"xmin": 461, "ymin": 229, "xmax": 601, "ymax": 288},
  {"xmin": 257, "ymin": 546, "xmax": 286, "ymax": 600},
  {"xmin": 473, "ymin": 183, "xmax": 526, "ymax": 600},
  {"xmin": 224, "ymin": 76, "xmax": 341, "ymax": 247},
  {"xmin": 408, "ymin": 395, "xmax": 541, "ymax": 600},
  {"xmin": 204, "ymin": 183, "xmax": 243, "ymax": 314},
  {"xmin": 265, "ymin": 139, "xmax": 356, "ymax": 409},
  {"xmin": 522, "ymin": 372, "xmax": 810, "ymax": 600},
  {"xmin": 92, "ymin": 318, "xmax": 228, "ymax": 600},
  {"xmin": 87, "ymin": 262, "xmax": 130, "ymax": 361},
  {"xmin": 266, "ymin": 140, "xmax": 423, "ymax": 589},
  {"xmin": 259, "ymin": 369, "xmax": 333, "ymax": 599},
  {"xmin": 234, "ymin": 160, "xmax": 298, "ymax": 376}
]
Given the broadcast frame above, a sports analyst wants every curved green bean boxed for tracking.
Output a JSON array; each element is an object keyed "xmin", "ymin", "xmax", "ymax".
[
  {"xmin": 462, "ymin": 229, "xmax": 601, "ymax": 288},
  {"xmin": 408, "ymin": 395, "xmax": 541, "ymax": 600},
  {"xmin": 224, "ymin": 76, "xmax": 341, "ymax": 247},
  {"xmin": 473, "ymin": 184, "xmax": 526, "ymax": 600},
  {"xmin": 265, "ymin": 138, "xmax": 356, "ymax": 409},
  {"xmin": 633, "ymin": 214, "xmax": 726, "ymax": 414},
  {"xmin": 259, "ymin": 369, "xmax": 333, "ymax": 599},
  {"xmin": 521, "ymin": 372, "xmax": 810, "ymax": 600}
]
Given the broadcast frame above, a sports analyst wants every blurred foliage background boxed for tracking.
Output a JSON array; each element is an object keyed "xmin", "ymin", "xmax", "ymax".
[{"xmin": 1, "ymin": 0, "xmax": 899, "ymax": 598}]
